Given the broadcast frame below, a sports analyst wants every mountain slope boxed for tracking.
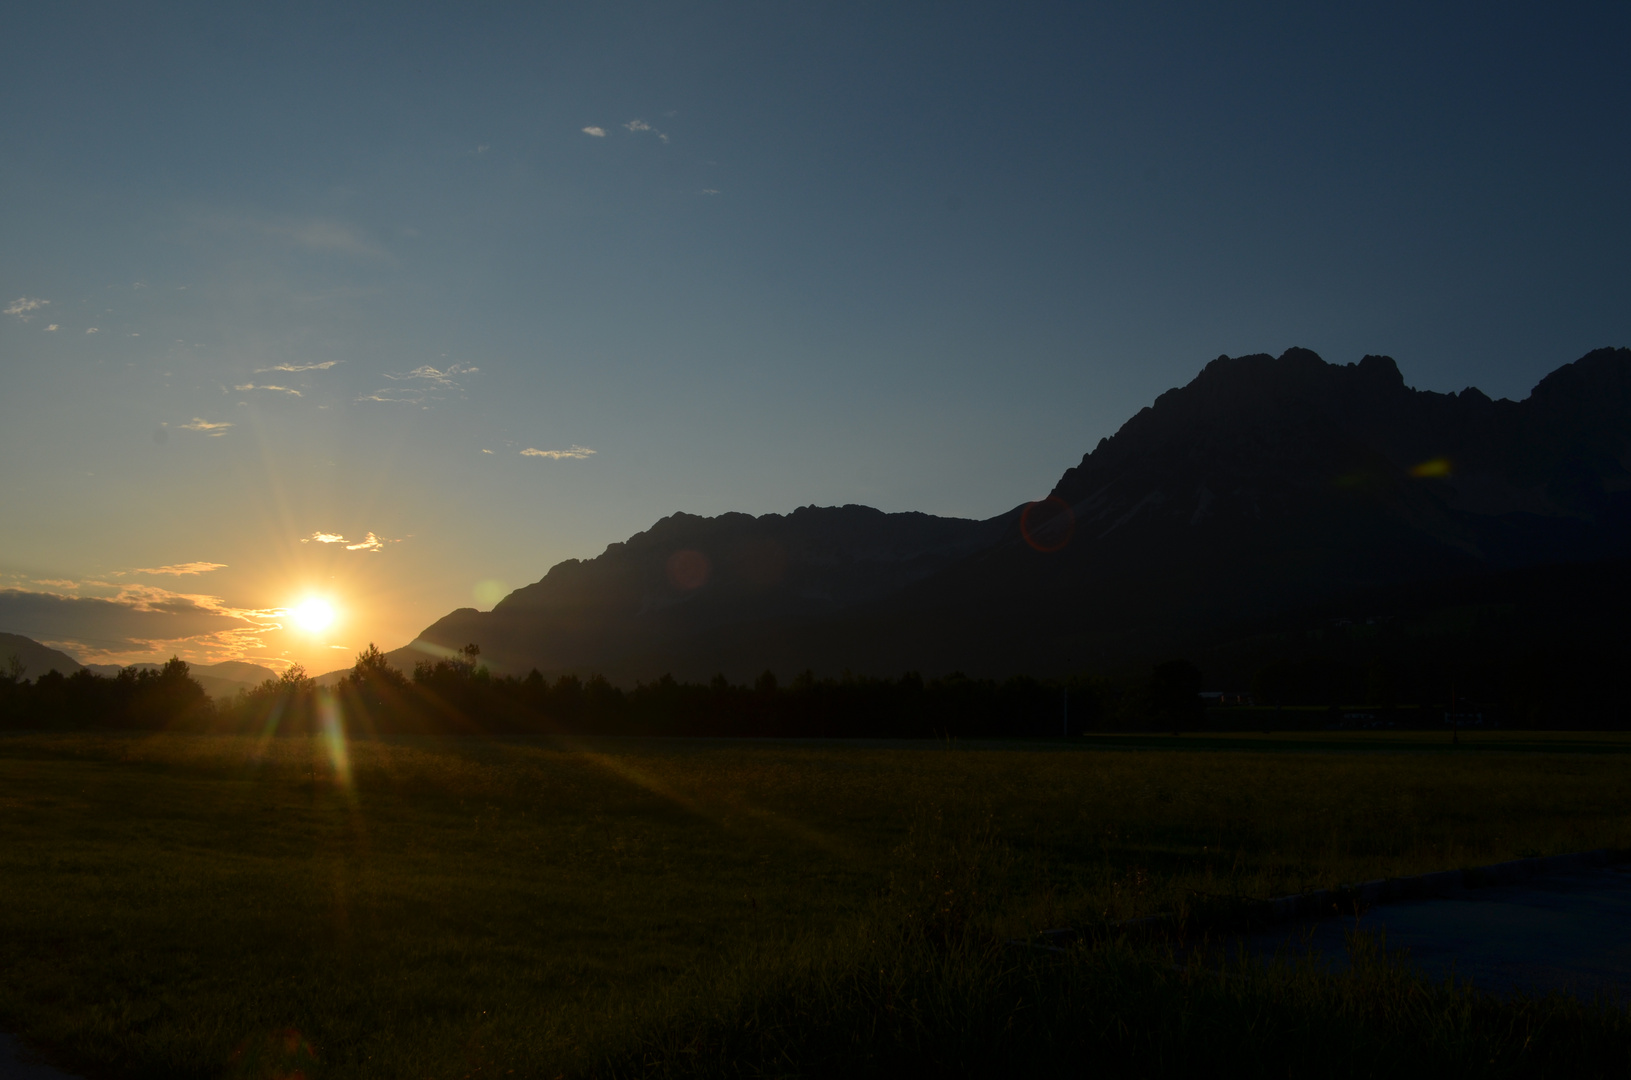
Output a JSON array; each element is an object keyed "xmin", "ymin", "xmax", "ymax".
[
  {"xmin": 387, "ymin": 347, "xmax": 1630, "ymax": 681},
  {"xmin": 392, "ymin": 504, "xmax": 1004, "ymax": 679},
  {"xmin": 0, "ymin": 633, "xmax": 83, "ymax": 679}
]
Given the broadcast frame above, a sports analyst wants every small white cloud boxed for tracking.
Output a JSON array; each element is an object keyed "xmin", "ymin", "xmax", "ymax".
[
  {"xmin": 132, "ymin": 562, "xmax": 228, "ymax": 576},
  {"xmin": 344, "ymin": 532, "xmax": 394, "ymax": 553},
  {"xmin": 44, "ymin": 324, "xmax": 58, "ymax": 331},
  {"xmin": 85, "ymin": 327, "xmax": 100, "ymax": 334},
  {"xmin": 582, "ymin": 126, "xmax": 606, "ymax": 137},
  {"xmin": 624, "ymin": 119, "xmax": 652, "ymax": 133},
  {"xmin": 481, "ymin": 449, "xmax": 495, "ymax": 455},
  {"xmin": 521, "ymin": 445, "xmax": 596, "ymax": 461},
  {"xmin": 476, "ymin": 144, "xmax": 490, "ymax": 154},
  {"xmin": 658, "ymin": 133, "xmax": 670, "ymax": 144},
  {"xmin": 233, "ymin": 383, "xmax": 302, "ymax": 396},
  {"xmin": 177, "ymin": 418, "xmax": 232, "ymax": 435},
  {"xmin": 300, "ymin": 531, "xmax": 399, "ymax": 553},
  {"xmin": 256, "ymin": 361, "xmax": 338, "ymax": 373},
  {"xmin": 700, "ymin": 189, "xmax": 720, "ymax": 195},
  {"xmin": 3, "ymin": 297, "xmax": 49, "ymax": 320}
]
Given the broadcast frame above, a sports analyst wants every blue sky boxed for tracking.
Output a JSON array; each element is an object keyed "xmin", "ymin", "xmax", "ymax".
[{"xmin": 2, "ymin": 1, "xmax": 1627, "ymax": 671}]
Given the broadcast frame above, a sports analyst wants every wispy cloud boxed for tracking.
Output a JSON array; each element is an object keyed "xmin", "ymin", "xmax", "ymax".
[
  {"xmin": 700, "ymin": 189, "xmax": 720, "ymax": 195},
  {"xmin": 521, "ymin": 445, "xmax": 596, "ymax": 460},
  {"xmin": 582, "ymin": 126, "xmax": 606, "ymax": 137},
  {"xmin": 233, "ymin": 383, "xmax": 302, "ymax": 396},
  {"xmin": 85, "ymin": 327, "xmax": 99, "ymax": 334},
  {"xmin": 3, "ymin": 297, "xmax": 49, "ymax": 320},
  {"xmin": 385, "ymin": 362, "xmax": 479, "ymax": 387},
  {"xmin": 131, "ymin": 562, "xmax": 228, "ymax": 577},
  {"xmin": 177, "ymin": 418, "xmax": 233, "ymax": 435},
  {"xmin": 255, "ymin": 361, "xmax": 338, "ymax": 373},
  {"xmin": 621, "ymin": 118, "xmax": 672, "ymax": 143},
  {"xmin": 300, "ymin": 531, "xmax": 400, "ymax": 553},
  {"xmin": 44, "ymin": 324, "xmax": 58, "ymax": 332},
  {"xmin": 0, "ymin": 584, "xmax": 282, "ymax": 666},
  {"xmin": 355, "ymin": 389, "xmax": 426, "ymax": 405},
  {"xmin": 359, "ymin": 361, "xmax": 479, "ymax": 405}
]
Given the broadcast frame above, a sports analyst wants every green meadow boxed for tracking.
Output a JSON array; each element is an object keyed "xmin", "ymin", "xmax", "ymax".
[{"xmin": 1, "ymin": 732, "xmax": 1629, "ymax": 1078}]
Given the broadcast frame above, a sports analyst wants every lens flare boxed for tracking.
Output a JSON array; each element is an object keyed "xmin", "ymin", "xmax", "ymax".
[
  {"xmin": 318, "ymin": 692, "xmax": 352, "ymax": 790},
  {"xmin": 1410, "ymin": 457, "xmax": 1453, "ymax": 478},
  {"xmin": 1020, "ymin": 496, "xmax": 1075, "ymax": 553}
]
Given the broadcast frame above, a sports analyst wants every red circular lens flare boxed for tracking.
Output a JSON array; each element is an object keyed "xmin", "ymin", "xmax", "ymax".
[
  {"xmin": 1020, "ymin": 496, "xmax": 1075, "ymax": 553},
  {"xmin": 666, "ymin": 549, "xmax": 712, "ymax": 590}
]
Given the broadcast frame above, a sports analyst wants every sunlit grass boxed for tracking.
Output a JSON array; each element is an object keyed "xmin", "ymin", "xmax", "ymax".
[{"xmin": 0, "ymin": 732, "xmax": 1628, "ymax": 1077}]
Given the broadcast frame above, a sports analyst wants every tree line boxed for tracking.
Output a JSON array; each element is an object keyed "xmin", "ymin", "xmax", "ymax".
[
  {"xmin": 0, "ymin": 646, "xmax": 1211, "ymax": 737},
  {"xmin": 4, "ymin": 640, "xmax": 1623, "ymax": 736}
]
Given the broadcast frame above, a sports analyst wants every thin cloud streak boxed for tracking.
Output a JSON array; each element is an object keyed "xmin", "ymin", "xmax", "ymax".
[
  {"xmin": 177, "ymin": 418, "xmax": 232, "ymax": 435},
  {"xmin": 233, "ymin": 383, "xmax": 302, "ymax": 395},
  {"xmin": 255, "ymin": 361, "xmax": 339, "ymax": 373},
  {"xmin": 130, "ymin": 562, "xmax": 228, "ymax": 576},
  {"xmin": 521, "ymin": 445, "xmax": 597, "ymax": 460}
]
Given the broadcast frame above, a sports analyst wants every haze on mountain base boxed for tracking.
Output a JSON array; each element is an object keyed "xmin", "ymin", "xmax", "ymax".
[
  {"xmin": 0, "ymin": 632, "xmax": 279, "ymax": 701},
  {"xmin": 340, "ymin": 346, "xmax": 1631, "ymax": 686}
]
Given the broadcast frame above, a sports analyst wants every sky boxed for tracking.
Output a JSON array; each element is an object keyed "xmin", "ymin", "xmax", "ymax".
[{"xmin": 2, "ymin": 1, "xmax": 1627, "ymax": 674}]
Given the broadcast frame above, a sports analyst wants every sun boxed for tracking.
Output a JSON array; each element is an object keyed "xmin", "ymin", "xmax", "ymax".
[{"xmin": 290, "ymin": 597, "xmax": 337, "ymax": 634}]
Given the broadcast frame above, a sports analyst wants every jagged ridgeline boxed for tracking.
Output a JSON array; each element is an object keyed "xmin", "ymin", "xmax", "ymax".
[{"xmin": 369, "ymin": 347, "xmax": 1629, "ymax": 685}]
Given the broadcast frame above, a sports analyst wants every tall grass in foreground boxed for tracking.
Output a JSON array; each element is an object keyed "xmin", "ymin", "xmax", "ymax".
[
  {"xmin": 3, "ymin": 735, "xmax": 1629, "ymax": 1077},
  {"xmin": 598, "ymin": 819, "xmax": 1630, "ymax": 1079}
]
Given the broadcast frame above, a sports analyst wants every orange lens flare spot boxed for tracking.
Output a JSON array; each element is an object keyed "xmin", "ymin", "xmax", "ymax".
[
  {"xmin": 1020, "ymin": 496, "xmax": 1075, "ymax": 553},
  {"xmin": 666, "ymin": 549, "xmax": 711, "ymax": 590}
]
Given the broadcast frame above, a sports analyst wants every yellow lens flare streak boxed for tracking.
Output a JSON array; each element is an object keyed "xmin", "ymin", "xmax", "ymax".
[{"xmin": 1409, "ymin": 457, "xmax": 1453, "ymax": 478}]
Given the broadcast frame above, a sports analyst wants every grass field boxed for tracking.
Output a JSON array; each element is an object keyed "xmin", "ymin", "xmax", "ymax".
[{"xmin": 1, "ymin": 731, "xmax": 1629, "ymax": 1077}]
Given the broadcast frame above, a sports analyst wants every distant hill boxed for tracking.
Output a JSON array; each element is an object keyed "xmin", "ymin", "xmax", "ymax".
[
  {"xmin": 0, "ymin": 633, "xmax": 84, "ymax": 679},
  {"xmin": 352, "ymin": 346, "xmax": 1631, "ymax": 682},
  {"xmin": 0, "ymin": 638, "xmax": 280, "ymax": 700}
]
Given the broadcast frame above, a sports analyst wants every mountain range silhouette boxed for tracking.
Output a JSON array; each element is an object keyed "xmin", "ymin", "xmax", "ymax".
[{"xmin": 366, "ymin": 346, "xmax": 1631, "ymax": 684}]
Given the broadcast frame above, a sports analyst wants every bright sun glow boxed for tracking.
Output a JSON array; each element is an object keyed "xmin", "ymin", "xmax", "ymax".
[{"xmin": 291, "ymin": 597, "xmax": 336, "ymax": 634}]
